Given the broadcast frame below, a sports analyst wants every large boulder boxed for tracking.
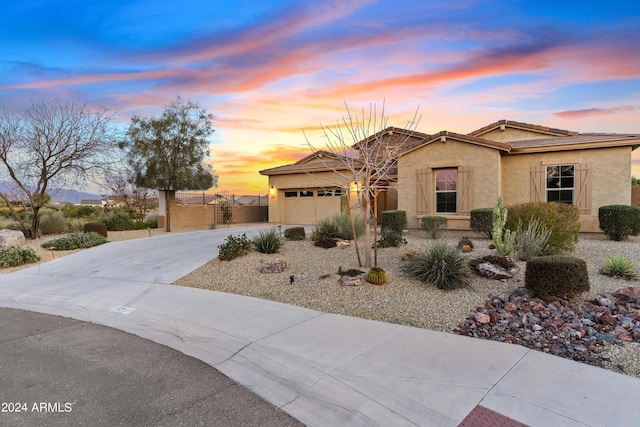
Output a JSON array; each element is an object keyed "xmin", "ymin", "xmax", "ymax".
[{"xmin": 0, "ymin": 229, "xmax": 25, "ymax": 248}]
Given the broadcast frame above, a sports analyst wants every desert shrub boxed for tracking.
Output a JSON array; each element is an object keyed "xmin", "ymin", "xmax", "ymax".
[
  {"xmin": 39, "ymin": 211, "xmax": 69, "ymax": 235},
  {"xmin": 252, "ymin": 228, "xmax": 283, "ymax": 254},
  {"xmin": 218, "ymin": 233, "xmax": 252, "ymax": 261},
  {"xmin": 1, "ymin": 222, "xmax": 23, "ymax": 231},
  {"xmin": 402, "ymin": 241, "xmax": 470, "ymax": 290},
  {"xmin": 314, "ymin": 234, "xmax": 337, "ymax": 249},
  {"xmin": 43, "ymin": 232, "xmax": 108, "ymax": 251},
  {"xmin": 598, "ymin": 205, "xmax": 640, "ymax": 241},
  {"xmin": 310, "ymin": 229, "xmax": 320, "ymax": 241},
  {"xmin": 420, "ymin": 216, "xmax": 448, "ymax": 239},
  {"xmin": 514, "ymin": 218, "xmax": 551, "ymax": 261},
  {"xmin": 525, "ymin": 256, "xmax": 589, "ymax": 301},
  {"xmin": 105, "ymin": 212, "xmax": 135, "ymax": 231},
  {"xmin": 377, "ymin": 230, "xmax": 404, "ymax": 248},
  {"xmin": 84, "ymin": 222, "xmax": 108, "ymax": 237},
  {"xmin": 599, "ymin": 256, "xmax": 636, "ymax": 279},
  {"xmin": 506, "ymin": 202, "xmax": 580, "ymax": 253},
  {"xmin": 61, "ymin": 203, "xmax": 98, "ymax": 218},
  {"xmin": 316, "ymin": 211, "xmax": 364, "ymax": 240},
  {"xmin": 284, "ymin": 227, "xmax": 306, "ymax": 241},
  {"xmin": 380, "ymin": 210, "xmax": 407, "ymax": 233},
  {"xmin": 0, "ymin": 247, "xmax": 40, "ymax": 268},
  {"xmin": 470, "ymin": 208, "xmax": 494, "ymax": 238}
]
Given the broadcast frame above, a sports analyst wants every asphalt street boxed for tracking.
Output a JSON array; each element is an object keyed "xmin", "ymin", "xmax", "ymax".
[{"xmin": 0, "ymin": 307, "xmax": 302, "ymax": 427}]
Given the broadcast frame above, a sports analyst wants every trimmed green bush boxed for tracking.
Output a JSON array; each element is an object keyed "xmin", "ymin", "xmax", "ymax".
[
  {"xmin": 284, "ymin": 227, "xmax": 306, "ymax": 241},
  {"xmin": 377, "ymin": 229, "xmax": 404, "ymax": 248},
  {"xmin": 420, "ymin": 216, "xmax": 448, "ymax": 239},
  {"xmin": 39, "ymin": 211, "xmax": 69, "ymax": 235},
  {"xmin": 43, "ymin": 232, "xmax": 108, "ymax": 251},
  {"xmin": 506, "ymin": 202, "xmax": 580, "ymax": 253},
  {"xmin": 402, "ymin": 241, "xmax": 470, "ymax": 290},
  {"xmin": 0, "ymin": 247, "xmax": 39, "ymax": 268},
  {"xmin": 525, "ymin": 256, "xmax": 589, "ymax": 301},
  {"xmin": 133, "ymin": 220, "xmax": 158, "ymax": 230},
  {"xmin": 84, "ymin": 222, "xmax": 108, "ymax": 237},
  {"xmin": 470, "ymin": 208, "xmax": 494, "ymax": 238},
  {"xmin": 218, "ymin": 233, "xmax": 252, "ymax": 261},
  {"xmin": 252, "ymin": 228, "xmax": 283, "ymax": 254},
  {"xmin": 105, "ymin": 212, "xmax": 135, "ymax": 231},
  {"xmin": 598, "ymin": 205, "xmax": 640, "ymax": 241},
  {"xmin": 380, "ymin": 210, "xmax": 407, "ymax": 233},
  {"xmin": 600, "ymin": 256, "xmax": 636, "ymax": 279}
]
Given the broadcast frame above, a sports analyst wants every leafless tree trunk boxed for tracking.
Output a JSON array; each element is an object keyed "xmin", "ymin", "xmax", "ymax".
[{"xmin": 304, "ymin": 102, "xmax": 421, "ymax": 268}]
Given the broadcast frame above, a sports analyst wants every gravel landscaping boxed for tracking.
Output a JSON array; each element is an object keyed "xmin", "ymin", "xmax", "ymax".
[
  {"xmin": 174, "ymin": 229, "xmax": 640, "ymax": 379},
  {"xmin": 3, "ymin": 226, "xmax": 639, "ymax": 379}
]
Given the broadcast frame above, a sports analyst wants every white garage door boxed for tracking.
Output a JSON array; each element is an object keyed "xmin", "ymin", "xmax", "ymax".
[{"xmin": 283, "ymin": 189, "xmax": 343, "ymax": 224}]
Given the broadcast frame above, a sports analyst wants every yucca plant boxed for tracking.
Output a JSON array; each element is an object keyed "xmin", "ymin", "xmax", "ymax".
[
  {"xmin": 402, "ymin": 241, "xmax": 470, "ymax": 290},
  {"xmin": 252, "ymin": 227, "xmax": 283, "ymax": 254},
  {"xmin": 514, "ymin": 218, "xmax": 551, "ymax": 261},
  {"xmin": 366, "ymin": 267, "xmax": 388, "ymax": 285},
  {"xmin": 599, "ymin": 256, "xmax": 636, "ymax": 279}
]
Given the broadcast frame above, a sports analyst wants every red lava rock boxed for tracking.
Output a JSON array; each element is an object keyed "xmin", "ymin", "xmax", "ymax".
[
  {"xmin": 455, "ymin": 286, "xmax": 640, "ymax": 369},
  {"xmin": 613, "ymin": 287, "xmax": 640, "ymax": 300},
  {"xmin": 475, "ymin": 312, "xmax": 491, "ymax": 324},
  {"xmin": 599, "ymin": 313, "xmax": 616, "ymax": 326},
  {"xmin": 504, "ymin": 303, "xmax": 517, "ymax": 312}
]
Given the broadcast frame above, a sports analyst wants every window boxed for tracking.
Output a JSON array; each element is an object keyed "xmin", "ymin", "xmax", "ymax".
[
  {"xmin": 546, "ymin": 165, "xmax": 574, "ymax": 204},
  {"xmin": 284, "ymin": 191, "xmax": 297, "ymax": 197},
  {"xmin": 299, "ymin": 190, "xmax": 313, "ymax": 197},
  {"xmin": 435, "ymin": 169, "xmax": 457, "ymax": 213},
  {"xmin": 334, "ymin": 188, "xmax": 346, "ymax": 196},
  {"xmin": 317, "ymin": 189, "xmax": 333, "ymax": 197}
]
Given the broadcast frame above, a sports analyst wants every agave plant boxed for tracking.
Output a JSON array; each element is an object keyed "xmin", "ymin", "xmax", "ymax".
[{"xmin": 599, "ymin": 256, "xmax": 636, "ymax": 279}]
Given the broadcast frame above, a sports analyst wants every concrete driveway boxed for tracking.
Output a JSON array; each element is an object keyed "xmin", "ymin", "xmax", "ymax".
[{"xmin": 1, "ymin": 226, "xmax": 640, "ymax": 426}]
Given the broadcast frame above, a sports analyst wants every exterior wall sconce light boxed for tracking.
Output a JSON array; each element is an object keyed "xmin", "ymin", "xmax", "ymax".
[{"xmin": 269, "ymin": 186, "xmax": 276, "ymax": 198}]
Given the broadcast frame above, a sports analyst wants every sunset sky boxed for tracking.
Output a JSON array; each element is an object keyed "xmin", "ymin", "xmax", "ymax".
[{"xmin": 2, "ymin": 0, "xmax": 639, "ymax": 195}]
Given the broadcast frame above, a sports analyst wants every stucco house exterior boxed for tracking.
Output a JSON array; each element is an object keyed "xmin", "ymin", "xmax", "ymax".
[{"xmin": 260, "ymin": 120, "xmax": 640, "ymax": 232}]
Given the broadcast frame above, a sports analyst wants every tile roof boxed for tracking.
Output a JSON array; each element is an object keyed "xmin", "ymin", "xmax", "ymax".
[
  {"xmin": 509, "ymin": 133, "xmax": 640, "ymax": 150},
  {"xmin": 469, "ymin": 119, "xmax": 579, "ymax": 137}
]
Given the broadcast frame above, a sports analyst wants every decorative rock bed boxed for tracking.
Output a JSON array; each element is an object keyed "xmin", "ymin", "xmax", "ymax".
[{"xmin": 456, "ymin": 286, "xmax": 640, "ymax": 369}]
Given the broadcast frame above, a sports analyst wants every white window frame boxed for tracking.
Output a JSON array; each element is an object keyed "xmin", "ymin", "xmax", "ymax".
[
  {"xmin": 546, "ymin": 164, "xmax": 575, "ymax": 204},
  {"xmin": 435, "ymin": 168, "xmax": 458, "ymax": 214}
]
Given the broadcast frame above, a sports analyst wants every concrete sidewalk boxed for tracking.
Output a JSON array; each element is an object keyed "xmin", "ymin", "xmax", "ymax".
[{"xmin": 1, "ymin": 227, "xmax": 639, "ymax": 426}]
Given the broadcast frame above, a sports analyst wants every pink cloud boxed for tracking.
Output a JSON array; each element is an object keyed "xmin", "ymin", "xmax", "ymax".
[{"xmin": 554, "ymin": 105, "xmax": 640, "ymax": 119}]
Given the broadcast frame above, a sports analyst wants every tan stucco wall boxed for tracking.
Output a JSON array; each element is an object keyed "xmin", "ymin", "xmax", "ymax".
[
  {"xmin": 267, "ymin": 171, "xmax": 355, "ymax": 224},
  {"xmin": 501, "ymin": 147, "xmax": 632, "ymax": 232},
  {"xmin": 477, "ymin": 128, "xmax": 560, "ymax": 143},
  {"xmin": 397, "ymin": 139, "xmax": 502, "ymax": 228}
]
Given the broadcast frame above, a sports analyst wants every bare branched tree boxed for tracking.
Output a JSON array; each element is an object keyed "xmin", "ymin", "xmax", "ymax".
[
  {"xmin": 304, "ymin": 102, "xmax": 421, "ymax": 268},
  {"xmin": 0, "ymin": 98, "xmax": 118, "ymax": 238},
  {"xmin": 103, "ymin": 172, "xmax": 157, "ymax": 221}
]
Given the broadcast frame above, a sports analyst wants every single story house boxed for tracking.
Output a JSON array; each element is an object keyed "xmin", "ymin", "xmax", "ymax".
[{"xmin": 259, "ymin": 120, "xmax": 640, "ymax": 232}]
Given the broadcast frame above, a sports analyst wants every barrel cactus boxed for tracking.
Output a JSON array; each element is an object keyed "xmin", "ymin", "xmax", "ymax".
[{"xmin": 366, "ymin": 267, "xmax": 388, "ymax": 285}]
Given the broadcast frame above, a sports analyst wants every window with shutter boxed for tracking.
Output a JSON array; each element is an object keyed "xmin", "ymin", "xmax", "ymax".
[{"xmin": 435, "ymin": 169, "xmax": 457, "ymax": 213}]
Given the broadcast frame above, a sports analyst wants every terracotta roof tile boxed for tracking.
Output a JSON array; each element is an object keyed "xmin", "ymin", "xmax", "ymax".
[{"xmin": 469, "ymin": 119, "xmax": 579, "ymax": 137}]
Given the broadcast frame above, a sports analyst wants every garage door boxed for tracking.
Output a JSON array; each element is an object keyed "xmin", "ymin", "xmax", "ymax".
[{"xmin": 283, "ymin": 189, "xmax": 343, "ymax": 224}]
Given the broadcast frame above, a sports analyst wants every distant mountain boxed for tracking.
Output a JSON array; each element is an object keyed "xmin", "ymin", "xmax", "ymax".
[
  {"xmin": 0, "ymin": 181, "xmax": 102, "ymax": 204},
  {"xmin": 48, "ymin": 188, "xmax": 102, "ymax": 204}
]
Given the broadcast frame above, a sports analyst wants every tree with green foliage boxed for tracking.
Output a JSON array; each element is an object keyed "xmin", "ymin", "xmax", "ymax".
[
  {"xmin": 0, "ymin": 97, "xmax": 117, "ymax": 238},
  {"xmin": 120, "ymin": 96, "xmax": 218, "ymax": 232}
]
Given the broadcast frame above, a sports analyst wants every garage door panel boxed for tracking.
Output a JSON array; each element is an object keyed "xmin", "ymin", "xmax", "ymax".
[{"xmin": 283, "ymin": 190, "xmax": 341, "ymax": 224}]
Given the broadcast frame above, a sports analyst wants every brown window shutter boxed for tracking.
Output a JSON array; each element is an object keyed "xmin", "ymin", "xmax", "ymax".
[
  {"xmin": 530, "ymin": 165, "xmax": 546, "ymax": 202},
  {"xmin": 417, "ymin": 168, "xmax": 432, "ymax": 215},
  {"xmin": 575, "ymin": 163, "xmax": 592, "ymax": 215},
  {"xmin": 457, "ymin": 166, "xmax": 473, "ymax": 215}
]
